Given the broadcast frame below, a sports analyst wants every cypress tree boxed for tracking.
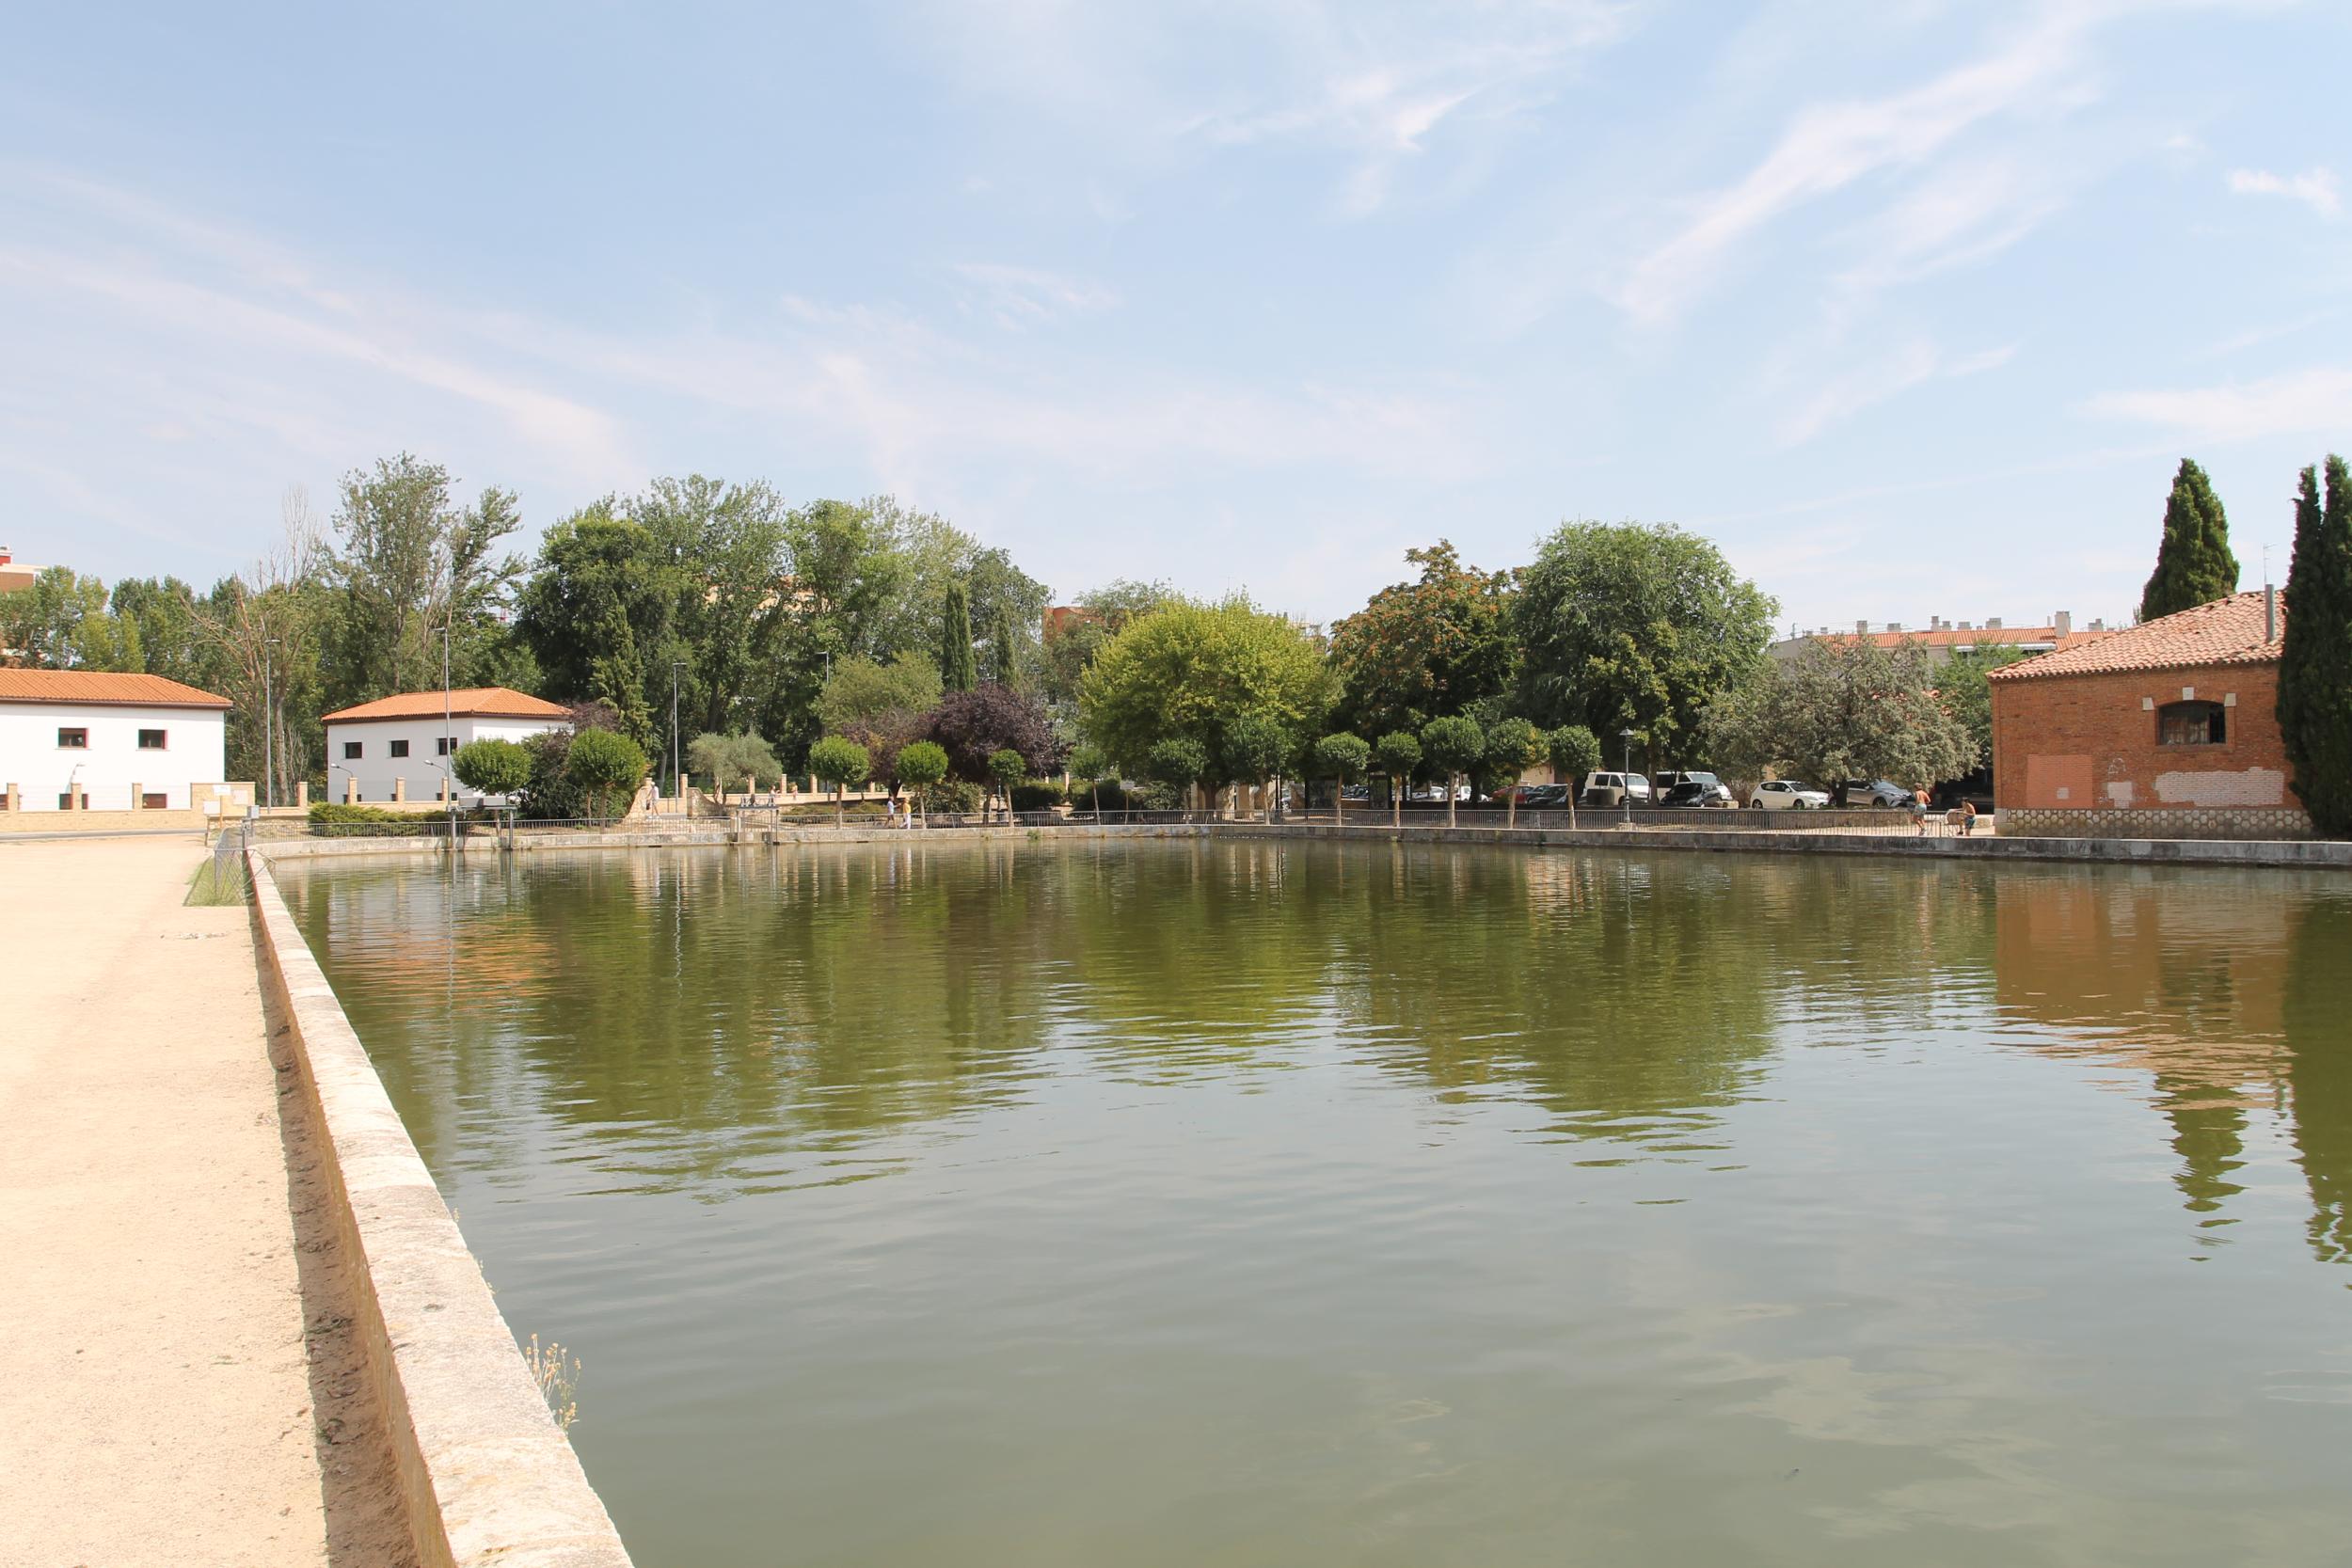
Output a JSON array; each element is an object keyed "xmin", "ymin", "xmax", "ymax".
[
  {"xmin": 989, "ymin": 603, "xmax": 1020, "ymax": 685},
  {"xmin": 941, "ymin": 579, "xmax": 977, "ymax": 692},
  {"xmin": 2139, "ymin": 457, "xmax": 2240, "ymax": 622},
  {"xmin": 2279, "ymin": 456, "xmax": 2352, "ymax": 836}
]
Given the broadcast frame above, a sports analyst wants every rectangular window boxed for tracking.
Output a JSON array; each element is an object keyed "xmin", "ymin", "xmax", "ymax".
[
  {"xmin": 437, "ymin": 736, "xmax": 453, "ymax": 756},
  {"xmin": 57, "ymin": 727, "xmax": 87, "ymax": 749},
  {"xmin": 389, "ymin": 739, "xmax": 410, "ymax": 758},
  {"xmin": 343, "ymin": 740, "xmax": 363, "ymax": 760},
  {"xmin": 2157, "ymin": 702, "xmax": 2226, "ymax": 747},
  {"xmin": 138, "ymin": 728, "xmax": 167, "ymax": 750},
  {"xmin": 58, "ymin": 793, "xmax": 75, "ymax": 809},
  {"xmin": 142, "ymin": 793, "xmax": 167, "ymax": 810}
]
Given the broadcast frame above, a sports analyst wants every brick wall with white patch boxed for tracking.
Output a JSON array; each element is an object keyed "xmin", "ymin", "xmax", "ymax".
[{"xmin": 1991, "ymin": 659, "xmax": 2312, "ymax": 840}]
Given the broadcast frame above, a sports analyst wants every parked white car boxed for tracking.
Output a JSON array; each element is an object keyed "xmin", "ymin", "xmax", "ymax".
[
  {"xmin": 1581, "ymin": 771, "xmax": 1653, "ymax": 808},
  {"xmin": 1752, "ymin": 779, "xmax": 1831, "ymax": 811}
]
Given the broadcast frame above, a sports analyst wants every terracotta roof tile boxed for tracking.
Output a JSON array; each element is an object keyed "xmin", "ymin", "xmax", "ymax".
[
  {"xmin": 0, "ymin": 668, "xmax": 232, "ymax": 707},
  {"xmin": 322, "ymin": 686, "xmax": 572, "ymax": 723},
  {"xmin": 1987, "ymin": 592, "xmax": 2281, "ymax": 681}
]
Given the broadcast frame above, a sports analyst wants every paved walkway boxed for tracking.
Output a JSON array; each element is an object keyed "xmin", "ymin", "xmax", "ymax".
[{"xmin": 0, "ymin": 835, "xmax": 327, "ymax": 1566}]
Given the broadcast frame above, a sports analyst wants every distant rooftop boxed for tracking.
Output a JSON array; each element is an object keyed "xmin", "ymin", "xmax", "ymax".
[
  {"xmin": 0, "ymin": 669, "xmax": 231, "ymax": 708},
  {"xmin": 1988, "ymin": 592, "xmax": 2282, "ymax": 682},
  {"xmin": 322, "ymin": 687, "xmax": 572, "ymax": 723}
]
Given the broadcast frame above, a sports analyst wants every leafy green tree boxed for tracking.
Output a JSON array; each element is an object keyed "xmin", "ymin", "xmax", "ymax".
[
  {"xmin": 1374, "ymin": 730, "xmax": 1422, "ymax": 828},
  {"xmin": 1327, "ymin": 542, "xmax": 1517, "ymax": 738},
  {"xmin": 893, "ymin": 740, "xmax": 950, "ymax": 824},
  {"xmin": 2279, "ymin": 456, "xmax": 2352, "ymax": 836},
  {"xmin": 1483, "ymin": 716, "xmax": 1545, "ymax": 830},
  {"xmin": 515, "ymin": 505, "xmax": 674, "ymax": 744},
  {"xmin": 806, "ymin": 736, "xmax": 872, "ymax": 828},
  {"xmin": 452, "ymin": 737, "xmax": 532, "ymax": 799},
  {"xmin": 1419, "ymin": 714, "xmax": 1484, "ymax": 828},
  {"xmin": 635, "ymin": 475, "xmax": 795, "ymax": 742},
  {"xmin": 814, "ymin": 651, "xmax": 942, "ymax": 736},
  {"xmin": 1313, "ymin": 734, "xmax": 1371, "ymax": 827},
  {"xmin": 988, "ymin": 603, "xmax": 1022, "ymax": 687},
  {"xmin": 2140, "ymin": 457, "xmax": 2240, "ymax": 622},
  {"xmin": 1937, "ymin": 646, "xmax": 2027, "ymax": 770},
  {"xmin": 1702, "ymin": 640, "xmax": 1975, "ymax": 797},
  {"xmin": 1547, "ymin": 724, "xmax": 1601, "ymax": 827},
  {"xmin": 1148, "ymin": 736, "xmax": 1212, "ymax": 814},
  {"xmin": 987, "ymin": 748, "xmax": 1026, "ymax": 819},
  {"xmin": 1079, "ymin": 597, "xmax": 1331, "ymax": 775},
  {"xmin": 109, "ymin": 577, "xmax": 210, "ymax": 681},
  {"xmin": 564, "ymin": 727, "xmax": 650, "ymax": 818},
  {"xmin": 1513, "ymin": 521, "xmax": 1775, "ymax": 768},
  {"xmin": 783, "ymin": 497, "xmax": 914, "ymax": 664},
  {"xmin": 941, "ymin": 579, "xmax": 977, "ymax": 692},
  {"xmin": 323, "ymin": 453, "xmax": 523, "ymax": 708},
  {"xmin": 688, "ymin": 730, "xmax": 782, "ymax": 796},
  {"xmin": 1067, "ymin": 742, "xmax": 1109, "ymax": 816},
  {"xmin": 1218, "ymin": 714, "xmax": 1293, "ymax": 819},
  {"xmin": 0, "ymin": 566, "xmax": 121, "ymax": 669}
]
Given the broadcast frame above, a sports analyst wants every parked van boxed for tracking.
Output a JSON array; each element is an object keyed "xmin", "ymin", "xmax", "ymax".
[{"xmin": 1582, "ymin": 770, "xmax": 1653, "ymax": 808}]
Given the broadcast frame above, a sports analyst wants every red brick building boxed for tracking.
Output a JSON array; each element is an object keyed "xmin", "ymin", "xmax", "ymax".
[{"xmin": 1988, "ymin": 591, "xmax": 2306, "ymax": 839}]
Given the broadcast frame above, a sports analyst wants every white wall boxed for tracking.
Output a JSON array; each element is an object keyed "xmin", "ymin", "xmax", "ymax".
[
  {"xmin": 0, "ymin": 703, "xmax": 228, "ymax": 811},
  {"xmin": 325, "ymin": 715, "xmax": 564, "ymax": 803}
]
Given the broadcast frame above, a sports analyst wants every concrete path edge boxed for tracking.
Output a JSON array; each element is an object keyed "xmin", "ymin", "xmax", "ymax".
[{"xmin": 246, "ymin": 848, "xmax": 636, "ymax": 1568}]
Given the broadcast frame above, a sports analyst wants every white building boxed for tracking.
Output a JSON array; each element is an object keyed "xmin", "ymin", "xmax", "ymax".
[
  {"xmin": 321, "ymin": 687, "xmax": 570, "ymax": 803},
  {"xmin": 0, "ymin": 669, "xmax": 231, "ymax": 812}
]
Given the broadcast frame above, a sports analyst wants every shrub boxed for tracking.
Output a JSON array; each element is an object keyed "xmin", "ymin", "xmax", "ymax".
[
  {"xmin": 1009, "ymin": 781, "xmax": 1065, "ymax": 812},
  {"xmin": 308, "ymin": 802, "xmax": 407, "ymax": 824},
  {"xmin": 918, "ymin": 779, "xmax": 984, "ymax": 814}
]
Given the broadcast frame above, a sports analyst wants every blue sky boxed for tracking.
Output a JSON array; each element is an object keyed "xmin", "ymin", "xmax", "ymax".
[{"xmin": 3, "ymin": 1, "xmax": 2346, "ymax": 633}]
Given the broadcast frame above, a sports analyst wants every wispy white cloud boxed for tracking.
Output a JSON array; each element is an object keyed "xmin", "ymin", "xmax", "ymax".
[
  {"xmin": 1612, "ymin": 8, "xmax": 2098, "ymax": 323},
  {"xmin": 2226, "ymin": 165, "xmax": 2343, "ymax": 220},
  {"xmin": 2084, "ymin": 367, "xmax": 2352, "ymax": 441},
  {"xmin": 1774, "ymin": 338, "xmax": 2016, "ymax": 445},
  {"xmin": 949, "ymin": 262, "xmax": 1120, "ymax": 327}
]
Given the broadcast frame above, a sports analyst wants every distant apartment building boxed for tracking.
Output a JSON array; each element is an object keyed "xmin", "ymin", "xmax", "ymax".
[
  {"xmin": 1770, "ymin": 611, "xmax": 2114, "ymax": 668},
  {"xmin": 0, "ymin": 668, "xmax": 230, "ymax": 812},
  {"xmin": 321, "ymin": 687, "xmax": 570, "ymax": 804},
  {"xmin": 0, "ymin": 546, "xmax": 41, "ymax": 596}
]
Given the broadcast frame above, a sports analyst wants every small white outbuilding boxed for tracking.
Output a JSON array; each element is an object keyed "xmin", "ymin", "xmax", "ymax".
[
  {"xmin": 320, "ymin": 687, "xmax": 571, "ymax": 804},
  {"xmin": 0, "ymin": 668, "xmax": 232, "ymax": 812}
]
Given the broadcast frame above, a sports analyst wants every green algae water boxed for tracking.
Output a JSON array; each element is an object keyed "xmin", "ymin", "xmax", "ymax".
[{"xmin": 278, "ymin": 839, "xmax": 2352, "ymax": 1567}]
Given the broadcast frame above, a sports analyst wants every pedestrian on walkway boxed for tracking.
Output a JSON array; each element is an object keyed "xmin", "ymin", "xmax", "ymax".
[{"xmin": 1961, "ymin": 800, "xmax": 1979, "ymax": 837}]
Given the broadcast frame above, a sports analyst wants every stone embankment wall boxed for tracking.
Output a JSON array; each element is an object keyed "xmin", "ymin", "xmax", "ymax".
[
  {"xmin": 2001, "ymin": 805, "xmax": 2313, "ymax": 841},
  {"xmin": 246, "ymin": 850, "xmax": 635, "ymax": 1568}
]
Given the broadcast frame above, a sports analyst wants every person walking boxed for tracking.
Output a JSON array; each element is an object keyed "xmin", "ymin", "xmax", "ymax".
[
  {"xmin": 1961, "ymin": 799, "xmax": 1979, "ymax": 837},
  {"xmin": 1911, "ymin": 787, "xmax": 1931, "ymax": 836}
]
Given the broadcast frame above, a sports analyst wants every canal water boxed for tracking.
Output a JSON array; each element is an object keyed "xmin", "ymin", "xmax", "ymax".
[{"xmin": 278, "ymin": 839, "xmax": 2352, "ymax": 1567}]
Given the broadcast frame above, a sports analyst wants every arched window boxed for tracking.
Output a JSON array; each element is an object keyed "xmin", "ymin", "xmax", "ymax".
[{"xmin": 2156, "ymin": 700, "xmax": 2226, "ymax": 747}]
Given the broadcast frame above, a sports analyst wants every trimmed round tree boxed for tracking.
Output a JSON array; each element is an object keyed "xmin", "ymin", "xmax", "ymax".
[
  {"xmin": 1147, "ymin": 736, "xmax": 1211, "ymax": 815},
  {"xmin": 1483, "ymin": 717, "xmax": 1543, "ymax": 830},
  {"xmin": 1374, "ymin": 730, "xmax": 1422, "ymax": 828},
  {"xmin": 987, "ymin": 747, "xmax": 1026, "ymax": 821},
  {"xmin": 1067, "ymin": 742, "xmax": 1108, "ymax": 818},
  {"xmin": 564, "ymin": 728, "xmax": 650, "ymax": 820},
  {"xmin": 894, "ymin": 739, "xmax": 950, "ymax": 825},
  {"xmin": 807, "ymin": 736, "xmax": 871, "ymax": 829},
  {"xmin": 1419, "ymin": 714, "xmax": 1484, "ymax": 828},
  {"xmin": 1313, "ymin": 733, "xmax": 1371, "ymax": 827},
  {"xmin": 1547, "ymin": 723, "xmax": 1601, "ymax": 828},
  {"xmin": 452, "ymin": 737, "xmax": 531, "ymax": 802},
  {"xmin": 1219, "ymin": 714, "xmax": 1293, "ymax": 820}
]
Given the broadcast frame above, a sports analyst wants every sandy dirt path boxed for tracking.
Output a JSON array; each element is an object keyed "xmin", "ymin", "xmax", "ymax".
[{"xmin": 0, "ymin": 835, "xmax": 327, "ymax": 1567}]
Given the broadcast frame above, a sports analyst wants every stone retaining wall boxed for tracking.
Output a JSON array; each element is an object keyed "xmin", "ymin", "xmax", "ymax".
[
  {"xmin": 1999, "ymin": 805, "xmax": 2313, "ymax": 841},
  {"xmin": 246, "ymin": 851, "xmax": 634, "ymax": 1568}
]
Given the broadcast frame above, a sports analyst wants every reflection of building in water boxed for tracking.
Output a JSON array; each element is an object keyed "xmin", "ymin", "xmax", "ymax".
[{"xmin": 1992, "ymin": 872, "xmax": 2352, "ymax": 1263}]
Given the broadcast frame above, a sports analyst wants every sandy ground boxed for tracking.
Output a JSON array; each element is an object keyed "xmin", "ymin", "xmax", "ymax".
[{"xmin": 0, "ymin": 836, "xmax": 333, "ymax": 1567}]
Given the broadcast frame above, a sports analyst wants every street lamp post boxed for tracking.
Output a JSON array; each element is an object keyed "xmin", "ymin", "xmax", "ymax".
[
  {"xmin": 1620, "ymin": 728, "xmax": 1637, "ymax": 825},
  {"xmin": 672, "ymin": 660, "xmax": 687, "ymax": 809},
  {"xmin": 442, "ymin": 625, "xmax": 455, "ymax": 840},
  {"xmin": 262, "ymin": 636, "xmax": 280, "ymax": 809}
]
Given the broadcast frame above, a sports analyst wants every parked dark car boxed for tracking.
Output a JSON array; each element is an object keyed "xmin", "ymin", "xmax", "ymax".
[{"xmin": 1661, "ymin": 775, "xmax": 1735, "ymax": 808}]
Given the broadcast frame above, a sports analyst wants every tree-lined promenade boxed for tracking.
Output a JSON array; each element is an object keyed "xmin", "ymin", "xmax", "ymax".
[{"xmin": 8, "ymin": 448, "xmax": 2349, "ymax": 830}]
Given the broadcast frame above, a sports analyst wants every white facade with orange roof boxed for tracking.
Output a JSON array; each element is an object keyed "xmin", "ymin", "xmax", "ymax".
[
  {"xmin": 0, "ymin": 669, "xmax": 231, "ymax": 812},
  {"xmin": 320, "ymin": 686, "xmax": 570, "ymax": 803}
]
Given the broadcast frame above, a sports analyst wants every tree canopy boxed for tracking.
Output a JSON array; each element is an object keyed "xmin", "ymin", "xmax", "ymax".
[
  {"xmin": 1703, "ymin": 640, "xmax": 1976, "ymax": 792},
  {"xmin": 1513, "ymin": 521, "xmax": 1774, "ymax": 767},
  {"xmin": 1078, "ymin": 596, "xmax": 1330, "ymax": 772},
  {"xmin": 2279, "ymin": 456, "xmax": 2352, "ymax": 836},
  {"xmin": 1327, "ymin": 542, "xmax": 1516, "ymax": 739}
]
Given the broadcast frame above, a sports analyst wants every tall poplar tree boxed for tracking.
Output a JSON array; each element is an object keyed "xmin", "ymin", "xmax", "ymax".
[
  {"xmin": 940, "ymin": 578, "xmax": 977, "ymax": 692},
  {"xmin": 2278, "ymin": 456, "xmax": 2352, "ymax": 836},
  {"xmin": 2139, "ymin": 458, "xmax": 2239, "ymax": 622}
]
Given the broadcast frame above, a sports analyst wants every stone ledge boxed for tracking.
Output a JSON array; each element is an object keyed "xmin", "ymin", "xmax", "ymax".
[{"xmin": 246, "ymin": 850, "xmax": 634, "ymax": 1568}]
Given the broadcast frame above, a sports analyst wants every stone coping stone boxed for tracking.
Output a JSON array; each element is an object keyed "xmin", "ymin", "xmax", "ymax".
[{"xmin": 246, "ymin": 850, "xmax": 635, "ymax": 1568}]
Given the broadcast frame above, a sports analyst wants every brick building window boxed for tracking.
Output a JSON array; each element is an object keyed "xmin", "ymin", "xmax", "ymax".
[{"xmin": 2157, "ymin": 700, "xmax": 2226, "ymax": 747}]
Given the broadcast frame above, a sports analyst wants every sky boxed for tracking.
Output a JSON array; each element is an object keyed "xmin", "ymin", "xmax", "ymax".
[{"xmin": 3, "ymin": 0, "xmax": 2347, "ymax": 635}]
